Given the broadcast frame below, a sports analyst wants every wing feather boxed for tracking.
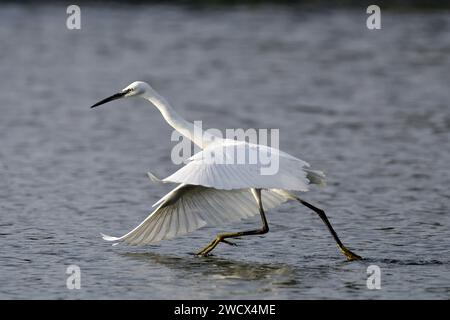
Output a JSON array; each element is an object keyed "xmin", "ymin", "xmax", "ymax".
[
  {"xmin": 162, "ymin": 140, "xmax": 320, "ymax": 191},
  {"xmin": 102, "ymin": 184, "xmax": 289, "ymax": 246}
]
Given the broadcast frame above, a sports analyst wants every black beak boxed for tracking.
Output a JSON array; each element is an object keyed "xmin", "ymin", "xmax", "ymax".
[{"xmin": 90, "ymin": 90, "xmax": 129, "ymax": 108}]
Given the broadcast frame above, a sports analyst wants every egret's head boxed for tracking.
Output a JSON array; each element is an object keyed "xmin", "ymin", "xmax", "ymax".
[{"xmin": 90, "ymin": 81, "xmax": 152, "ymax": 108}]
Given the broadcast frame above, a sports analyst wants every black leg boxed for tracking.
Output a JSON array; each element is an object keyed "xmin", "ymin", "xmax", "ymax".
[{"xmin": 295, "ymin": 196, "xmax": 362, "ymax": 261}]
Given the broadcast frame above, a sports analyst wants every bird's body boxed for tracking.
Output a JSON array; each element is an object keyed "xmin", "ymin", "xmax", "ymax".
[{"xmin": 91, "ymin": 81, "xmax": 361, "ymax": 260}]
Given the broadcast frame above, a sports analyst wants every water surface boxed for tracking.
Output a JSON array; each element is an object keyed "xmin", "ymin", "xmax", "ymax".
[{"xmin": 0, "ymin": 4, "xmax": 449, "ymax": 299}]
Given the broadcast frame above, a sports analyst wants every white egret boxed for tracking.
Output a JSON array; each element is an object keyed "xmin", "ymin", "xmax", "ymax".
[{"xmin": 90, "ymin": 81, "xmax": 361, "ymax": 260}]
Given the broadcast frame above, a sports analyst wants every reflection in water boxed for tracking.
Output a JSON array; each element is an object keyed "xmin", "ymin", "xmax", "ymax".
[
  {"xmin": 119, "ymin": 251, "xmax": 296, "ymax": 282},
  {"xmin": 116, "ymin": 250, "xmax": 347, "ymax": 298}
]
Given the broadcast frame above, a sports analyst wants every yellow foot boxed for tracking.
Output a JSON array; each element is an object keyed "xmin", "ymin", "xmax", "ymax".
[
  {"xmin": 196, "ymin": 249, "xmax": 213, "ymax": 257},
  {"xmin": 196, "ymin": 251, "xmax": 212, "ymax": 257},
  {"xmin": 196, "ymin": 237, "xmax": 221, "ymax": 256},
  {"xmin": 196, "ymin": 236, "xmax": 237, "ymax": 256},
  {"xmin": 339, "ymin": 245, "xmax": 363, "ymax": 261}
]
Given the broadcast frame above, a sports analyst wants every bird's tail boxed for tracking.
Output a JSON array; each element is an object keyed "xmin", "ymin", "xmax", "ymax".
[{"xmin": 304, "ymin": 169, "xmax": 326, "ymax": 187}]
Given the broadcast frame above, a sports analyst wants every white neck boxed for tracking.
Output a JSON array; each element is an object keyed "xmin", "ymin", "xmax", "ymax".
[{"xmin": 143, "ymin": 91, "xmax": 217, "ymax": 149}]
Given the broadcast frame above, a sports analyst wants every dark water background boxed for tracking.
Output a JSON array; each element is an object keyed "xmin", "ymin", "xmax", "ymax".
[{"xmin": 0, "ymin": 3, "xmax": 449, "ymax": 299}]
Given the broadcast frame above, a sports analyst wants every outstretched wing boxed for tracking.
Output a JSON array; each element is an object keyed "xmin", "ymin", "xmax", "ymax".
[
  {"xmin": 102, "ymin": 184, "xmax": 289, "ymax": 246},
  {"xmin": 162, "ymin": 140, "xmax": 325, "ymax": 191}
]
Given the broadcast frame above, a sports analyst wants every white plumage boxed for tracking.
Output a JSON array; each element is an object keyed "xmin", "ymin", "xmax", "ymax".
[
  {"xmin": 92, "ymin": 81, "xmax": 327, "ymax": 250},
  {"xmin": 102, "ymin": 173, "xmax": 294, "ymax": 245},
  {"xmin": 101, "ymin": 154, "xmax": 324, "ymax": 246},
  {"xmin": 163, "ymin": 139, "xmax": 319, "ymax": 191}
]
